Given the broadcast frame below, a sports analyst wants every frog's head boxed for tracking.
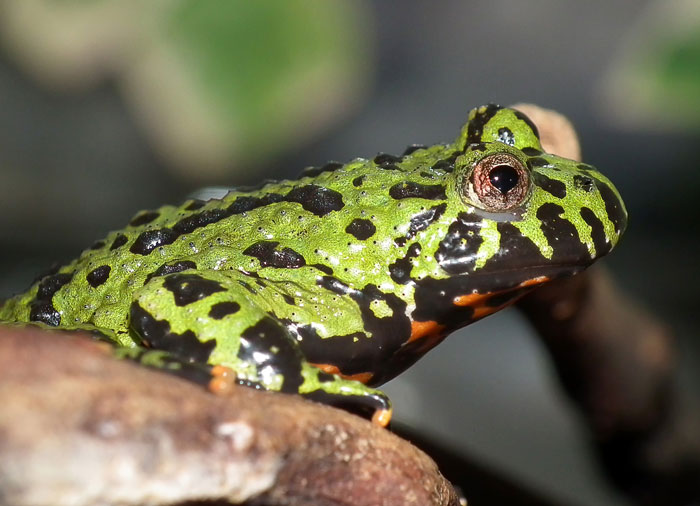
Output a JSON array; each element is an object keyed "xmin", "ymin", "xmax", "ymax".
[{"xmin": 411, "ymin": 105, "xmax": 626, "ymax": 322}]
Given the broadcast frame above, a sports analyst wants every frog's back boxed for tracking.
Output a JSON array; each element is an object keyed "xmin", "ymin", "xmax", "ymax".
[{"xmin": 0, "ymin": 141, "xmax": 460, "ymax": 334}]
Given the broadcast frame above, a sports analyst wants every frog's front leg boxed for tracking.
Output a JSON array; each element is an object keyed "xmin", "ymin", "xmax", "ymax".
[{"xmin": 130, "ymin": 269, "xmax": 392, "ymax": 426}]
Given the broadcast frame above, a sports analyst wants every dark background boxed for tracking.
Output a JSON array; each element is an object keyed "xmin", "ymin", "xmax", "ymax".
[{"xmin": 1, "ymin": 2, "xmax": 698, "ymax": 505}]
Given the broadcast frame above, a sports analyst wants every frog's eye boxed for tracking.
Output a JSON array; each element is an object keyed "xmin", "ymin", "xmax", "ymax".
[{"xmin": 463, "ymin": 153, "xmax": 530, "ymax": 212}]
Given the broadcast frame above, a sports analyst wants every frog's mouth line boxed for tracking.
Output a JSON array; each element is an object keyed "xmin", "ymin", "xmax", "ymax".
[{"xmin": 461, "ymin": 263, "xmax": 589, "ymax": 292}]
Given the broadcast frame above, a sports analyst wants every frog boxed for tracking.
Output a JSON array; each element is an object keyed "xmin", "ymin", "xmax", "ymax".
[{"xmin": 0, "ymin": 104, "xmax": 627, "ymax": 426}]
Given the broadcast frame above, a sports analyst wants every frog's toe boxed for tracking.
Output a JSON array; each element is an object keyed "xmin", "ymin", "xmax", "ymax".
[
  {"xmin": 207, "ymin": 365, "xmax": 237, "ymax": 394},
  {"xmin": 304, "ymin": 388, "xmax": 393, "ymax": 427},
  {"xmin": 371, "ymin": 407, "xmax": 393, "ymax": 427}
]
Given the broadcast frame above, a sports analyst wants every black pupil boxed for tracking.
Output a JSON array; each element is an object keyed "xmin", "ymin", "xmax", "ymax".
[{"xmin": 489, "ymin": 165, "xmax": 519, "ymax": 194}]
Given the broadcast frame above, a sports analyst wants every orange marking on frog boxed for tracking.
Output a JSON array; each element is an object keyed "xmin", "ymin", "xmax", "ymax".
[
  {"xmin": 310, "ymin": 363, "xmax": 374, "ymax": 385},
  {"xmin": 453, "ymin": 276, "xmax": 551, "ymax": 320},
  {"xmin": 519, "ymin": 275, "xmax": 550, "ymax": 287},
  {"xmin": 372, "ymin": 407, "xmax": 393, "ymax": 427},
  {"xmin": 452, "ymin": 292, "xmax": 496, "ymax": 319},
  {"xmin": 407, "ymin": 320, "xmax": 445, "ymax": 343},
  {"xmin": 452, "ymin": 292, "xmax": 490, "ymax": 307},
  {"xmin": 208, "ymin": 365, "xmax": 237, "ymax": 394}
]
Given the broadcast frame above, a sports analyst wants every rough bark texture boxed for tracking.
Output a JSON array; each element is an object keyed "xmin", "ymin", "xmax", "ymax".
[{"xmin": 0, "ymin": 327, "xmax": 460, "ymax": 506}]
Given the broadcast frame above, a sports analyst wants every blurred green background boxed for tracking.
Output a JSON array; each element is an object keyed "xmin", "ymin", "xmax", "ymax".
[{"xmin": 1, "ymin": 1, "xmax": 699, "ymax": 505}]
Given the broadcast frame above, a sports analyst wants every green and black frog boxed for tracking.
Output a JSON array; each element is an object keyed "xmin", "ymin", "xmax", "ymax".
[{"xmin": 0, "ymin": 104, "xmax": 627, "ymax": 425}]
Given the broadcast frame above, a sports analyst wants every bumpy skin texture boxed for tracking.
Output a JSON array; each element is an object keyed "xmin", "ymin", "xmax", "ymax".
[{"xmin": 0, "ymin": 105, "xmax": 627, "ymax": 424}]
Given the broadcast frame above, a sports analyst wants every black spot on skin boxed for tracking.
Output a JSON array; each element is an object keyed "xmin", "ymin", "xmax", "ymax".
[
  {"xmin": 577, "ymin": 163, "xmax": 596, "ymax": 174},
  {"xmin": 144, "ymin": 260, "xmax": 197, "ymax": 284},
  {"xmin": 173, "ymin": 208, "xmax": 232, "ymax": 235},
  {"xmin": 316, "ymin": 276, "xmax": 350, "ymax": 296},
  {"xmin": 533, "ymin": 173, "xmax": 567, "ymax": 199},
  {"xmin": 227, "ymin": 193, "xmax": 284, "ymax": 214},
  {"xmin": 130, "ymin": 228, "xmax": 179, "ymax": 255},
  {"xmin": 431, "ymin": 151, "xmax": 460, "ymax": 173},
  {"xmin": 184, "ymin": 199, "xmax": 206, "ymax": 211},
  {"xmin": 389, "ymin": 182, "xmax": 446, "ymax": 200},
  {"xmin": 317, "ymin": 371, "xmax": 336, "ymax": 383},
  {"xmin": 310, "ymin": 263, "xmax": 333, "ymax": 275},
  {"xmin": 594, "ymin": 180, "xmax": 627, "ymax": 235},
  {"xmin": 513, "ymin": 110, "xmax": 540, "ymax": 140},
  {"xmin": 373, "ymin": 153, "xmax": 402, "ymax": 171},
  {"xmin": 137, "ymin": 193, "xmax": 292, "ymax": 246},
  {"xmin": 86, "ymin": 265, "xmax": 111, "ymax": 288},
  {"xmin": 129, "ymin": 211, "xmax": 160, "ymax": 227},
  {"xmin": 580, "ymin": 207, "xmax": 610, "ymax": 257},
  {"xmin": 389, "ymin": 243, "xmax": 421, "ymax": 284},
  {"xmin": 162, "ymin": 273, "xmax": 226, "ymax": 306},
  {"xmin": 435, "ymin": 213, "xmax": 483, "ymax": 274},
  {"xmin": 243, "ymin": 241, "xmax": 306, "ymax": 269},
  {"xmin": 405, "ymin": 203, "xmax": 447, "ymax": 241},
  {"xmin": 36, "ymin": 272, "xmax": 73, "ymax": 300},
  {"xmin": 284, "ymin": 185, "xmax": 344, "ymax": 216},
  {"xmin": 29, "ymin": 302, "xmax": 61, "ymax": 326},
  {"xmin": 352, "ymin": 176, "xmax": 364, "ymax": 187},
  {"xmin": 29, "ymin": 272, "xmax": 73, "ymax": 326},
  {"xmin": 468, "ymin": 142, "xmax": 487, "ymax": 152},
  {"xmin": 537, "ymin": 203, "xmax": 589, "ymax": 263},
  {"xmin": 30, "ymin": 263, "xmax": 60, "ymax": 285},
  {"xmin": 374, "ymin": 153, "xmax": 403, "ymax": 165},
  {"xmin": 527, "ymin": 157, "xmax": 550, "ymax": 168},
  {"xmin": 89, "ymin": 240, "xmax": 106, "ymax": 250},
  {"xmin": 130, "ymin": 302, "xmax": 216, "ymax": 363},
  {"xmin": 419, "ymin": 171, "xmax": 434, "ymax": 179},
  {"xmin": 394, "ymin": 237, "xmax": 407, "ymax": 247},
  {"xmin": 403, "ymin": 144, "xmax": 426, "ymax": 156},
  {"xmin": 302, "ymin": 161, "xmax": 343, "ymax": 177},
  {"xmin": 238, "ymin": 280, "xmax": 256, "ymax": 294},
  {"xmin": 282, "ymin": 293, "xmax": 295, "ymax": 305},
  {"xmin": 466, "ymin": 104, "xmax": 502, "ymax": 145},
  {"xmin": 431, "ymin": 160, "xmax": 454, "ymax": 173},
  {"xmin": 497, "ymin": 127, "xmax": 515, "ymax": 146},
  {"xmin": 522, "ymin": 147, "xmax": 543, "ymax": 156},
  {"xmin": 208, "ymin": 301, "xmax": 241, "ymax": 319},
  {"xmin": 345, "ymin": 219, "xmax": 376, "ymax": 240},
  {"xmin": 110, "ymin": 234, "xmax": 128, "ymax": 250},
  {"xmin": 238, "ymin": 317, "xmax": 304, "ymax": 393},
  {"xmin": 574, "ymin": 175, "xmax": 595, "ymax": 192}
]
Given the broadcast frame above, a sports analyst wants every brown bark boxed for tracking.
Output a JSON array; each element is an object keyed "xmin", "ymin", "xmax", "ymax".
[{"xmin": 0, "ymin": 326, "xmax": 460, "ymax": 506}]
